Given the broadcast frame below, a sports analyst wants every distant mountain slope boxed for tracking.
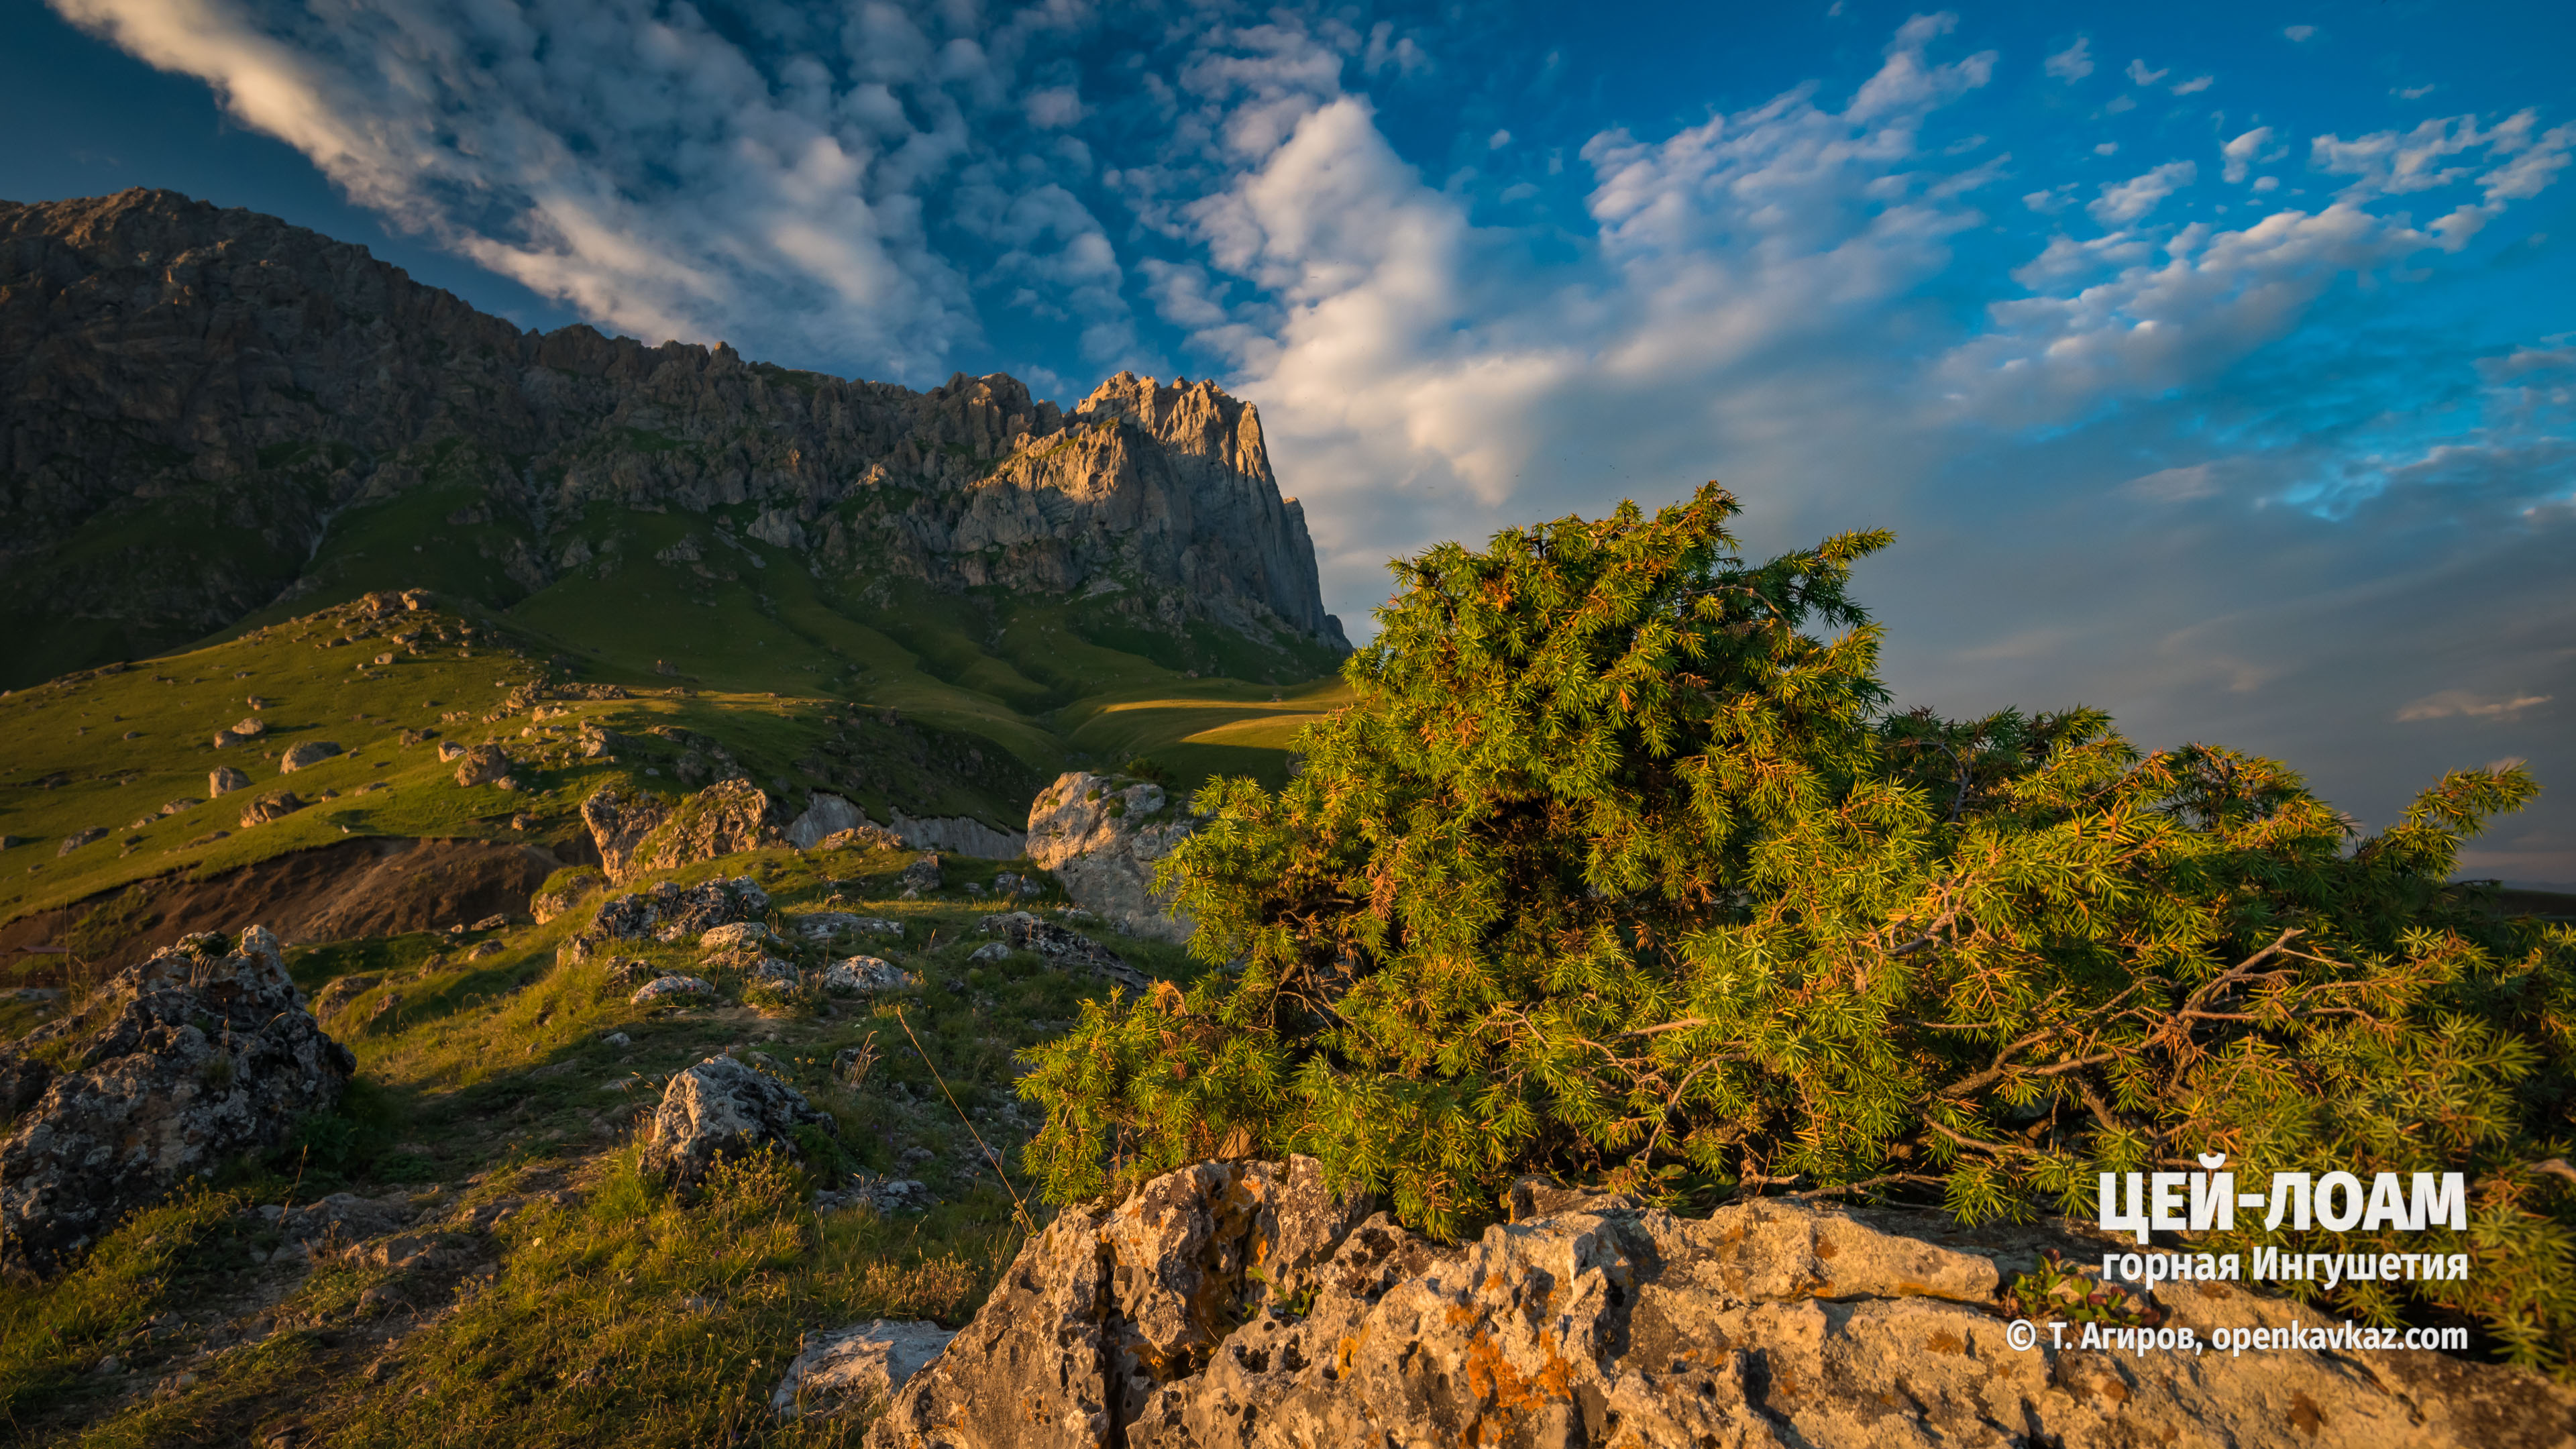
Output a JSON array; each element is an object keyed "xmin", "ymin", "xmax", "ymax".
[{"xmin": 0, "ymin": 188, "xmax": 1349, "ymax": 689}]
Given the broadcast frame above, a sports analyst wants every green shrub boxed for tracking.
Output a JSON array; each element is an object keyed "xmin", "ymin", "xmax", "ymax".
[{"xmin": 1020, "ymin": 482, "xmax": 2576, "ymax": 1371}]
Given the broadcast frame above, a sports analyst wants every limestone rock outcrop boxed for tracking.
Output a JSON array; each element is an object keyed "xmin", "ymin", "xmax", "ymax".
[
  {"xmin": 979, "ymin": 911, "xmax": 1150, "ymax": 994},
  {"xmin": 1026, "ymin": 773, "xmax": 1196, "ymax": 943},
  {"xmin": 772, "ymin": 1320, "xmax": 959, "ymax": 1422},
  {"xmin": 868, "ymin": 1160, "xmax": 2576, "ymax": 1449},
  {"xmin": 0, "ymin": 926, "xmax": 357, "ymax": 1274},
  {"xmin": 641, "ymin": 1054, "xmax": 837, "ymax": 1191},
  {"xmin": 0, "ymin": 189, "xmax": 1348, "ymax": 688},
  {"xmin": 586, "ymin": 875, "xmax": 771, "ymax": 945},
  {"xmin": 581, "ymin": 780, "xmax": 790, "ymax": 884}
]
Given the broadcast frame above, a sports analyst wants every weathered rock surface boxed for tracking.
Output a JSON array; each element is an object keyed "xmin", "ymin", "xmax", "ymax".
[
  {"xmin": 586, "ymin": 875, "xmax": 770, "ymax": 946},
  {"xmin": 208, "ymin": 766, "xmax": 252, "ymax": 796},
  {"xmin": 278, "ymin": 740, "xmax": 342, "ymax": 772},
  {"xmin": 821, "ymin": 957, "xmax": 915, "ymax": 994},
  {"xmin": 786, "ymin": 792, "xmax": 866, "ymax": 849},
  {"xmin": 1026, "ymin": 773, "xmax": 1197, "ymax": 943},
  {"xmin": 641, "ymin": 1054, "xmax": 837, "ymax": 1191},
  {"xmin": 582, "ymin": 780, "xmax": 791, "ymax": 883},
  {"xmin": 794, "ymin": 912, "xmax": 904, "ymax": 942},
  {"xmin": 698, "ymin": 920, "xmax": 777, "ymax": 953},
  {"xmin": 0, "ymin": 189, "xmax": 1346, "ymax": 689},
  {"xmin": 237, "ymin": 792, "xmax": 306, "ymax": 827},
  {"xmin": 898, "ymin": 853, "xmax": 943, "ymax": 893},
  {"xmin": 451, "ymin": 743, "xmax": 512, "ymax": 786},
  {"xmin": 980, "ymin": 910, "xmax": 1150, "ymax": 993},
  {"xmin": 885, "ymin": 812, "xmax": 1028, "ymax": 859},
  {"xmin": 0, "ymin": 926, "xmax": 356, "ymax": 1273},
  {"xmin": 773, "ymin": 1320, "xmax": 959, "ymax": 1421},
  {"xmin": 869, "ymin": 1161, "xmax": 2576, "ymax": 1449},
  {"xmin": 529, "ymin": 869, "xmax": 602, "ymax": 924}
]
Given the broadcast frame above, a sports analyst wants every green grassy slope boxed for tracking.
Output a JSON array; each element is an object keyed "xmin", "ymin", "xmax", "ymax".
[{"xmin": 1, "ymin": 502, "xmax": 1352, "ymax": 928}]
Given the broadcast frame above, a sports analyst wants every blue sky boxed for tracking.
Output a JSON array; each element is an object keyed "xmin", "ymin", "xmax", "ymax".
[{"xmin": 5, "ymin": 0, "xmax": 2572, "ymax": 883}]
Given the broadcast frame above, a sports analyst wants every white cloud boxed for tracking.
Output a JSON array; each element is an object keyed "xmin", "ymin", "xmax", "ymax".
[
  {"xmin": 2088, "ymin": 160, "xmax": 2196, "ymax": 223},
  {"xmin": 2170, "ymin": 75, "xmax": 2212, "ymax": 96},
  {"xmin": 2104, "ymin": 95, "xmax": 2137, "ymax": 114},
  {"xmin": 2284, "ymin": 24, "xmax": 2318, "ymax": 42},
  {"xmin": 45, "ymin": 0, "xmax": 1118, "ymax": 380},
  {"xmin": 1488, "ymin": 128, "xmax": 1511, "ymax": 150},
  {"xmin": 2045, "ymin": 37, "xmax": 2093, "ymax": 82},
  {"xmin": 2094, "ymin": 142, "xmax": 2120, "ymax": 156},
  {"xmin": 2398, "ymin": 690, "xmax": 2554, "ymax": 721},
  {"xmin": 2125, "ymin": 58, "xmax": 2169, "ymax": 87},
  {"xmin": 2395, "ymin": 84, "xmax": 2436, "ymax": 101},
  {"xmin": 2221, "ymin": 127, "xmax": 2273, "ymax": 183}
]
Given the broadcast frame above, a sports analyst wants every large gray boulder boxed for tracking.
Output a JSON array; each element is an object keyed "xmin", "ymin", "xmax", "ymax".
[
  {"xmin": 0, "ymin": 926, "xmax": 357, "ymax": 1274},
  {"xmin": 640, "ymin": 1054, "xmax": 837, "ymax": 1191},
  {"xmin": 867, "ymin": 1161, "xmax": 2576, "ymax": 1449},
  {"xmin": 1026, "ymin": 773, "xmax": 1195, "ymax": 943},
  {"xmin": 771, "ymin": 1320, "xmax": 958, "ymax": 1421}
]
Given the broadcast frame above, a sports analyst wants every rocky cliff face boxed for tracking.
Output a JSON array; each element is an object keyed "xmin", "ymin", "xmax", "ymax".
[{"xmin": 0, "ymin": 189, "xmax": 1348, "ymax": 683}]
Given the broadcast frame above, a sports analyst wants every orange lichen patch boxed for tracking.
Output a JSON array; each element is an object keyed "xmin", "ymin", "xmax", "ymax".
[
  {"xmin": 1482, "ymin": 1271, "xmax": 1508, "ymax": 1293},
  {"xmin": 1462, "ymin": 1326, "xmax": 1577, "ymax": 1417},
  {"xmin": 1445, "ymin": 1302, "xmax": 1480, "ymax": 1328},
  {"xmin": 1334, "ymin": 1328, "xmax": 1370, "ymax": 1379},
  {"xmin": 1925, "ymin": 1330, "xmax": 1965, "ymax": 1355},
  {"xmin": 1813, "ymin": 1234, "xmax": 1839, "ymax": 1260}
]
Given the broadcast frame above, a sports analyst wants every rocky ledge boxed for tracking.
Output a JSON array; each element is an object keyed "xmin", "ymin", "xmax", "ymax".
[{"xmin": 862, "ymin": 1159, "xmax": 2576, "ymax": 1449}]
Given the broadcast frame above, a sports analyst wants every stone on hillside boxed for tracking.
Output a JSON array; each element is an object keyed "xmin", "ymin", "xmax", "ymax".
[
  {"xmin": 582, "ymin": 780, "xmax": 791, "ymax": 883},
  {"xmin": 576, "ymin": 721, "xmax": 623, "ymax": 759},
  {"xmin": 979, "ymin": 911, "xmax": 1149, "ymax": 992},
  {"xmin": 699, "ymin": 921, "xmax": 776, "ymax": 953},
  {"xmin": 592, "ymin": 875, "xmax": 771, "ymax": 944},
  {"xmin": 231, "ymin": 716, "xmax": 266, "ymax": 738},
  {"xmin": 867, "ymin": 1160, "xmax": 2576, "ymax": 1449},
  {"xmin": 1026, "ymin": 772, "xmax": 1197, "ymax": 943},
  {"xmin": 278, "ymin": 741, "xmax": 341, "ymax": 772},
  {"xmin": 56, "ymin": 827, "xmax": 107, "ymax": 855},
  {"xmin": 437, "ymin": 741, "xmax": 466, "ymax": 761},
  {"xmin": 968, "ymin": 941, "xmax": 1009, "ymax": 963},
  {"xmin": 0, "ymin": 926, "xmax": 356, "ymax": 1275},
  {"xmin": 772, "ymin": 1320, "xmax": 958, "ymax": 1422},
  {"xmin": 209, "ymin": 766, "xmax": 252, "ymax": 797},
  {"xmin": 748, "ymin": 958, "xmax": 800, "ymax": 988},
  {"xmin": 630, "ymin": 975, "xmax": 716, "ymax": 1007},
  {"xmin": 453, "ymin": 743, "xmax": 512, "ymax": 786},
  {"xmin": 641, "ymin": 1054, "xmax": 837, "ymax": 1191},
  {"xmin": 238, "ymin": 792, "xmax": 306, "ymax": 828},
  {"xmin": 898, "ymin": 853, "xmax": 943, "ymax": 892},
  {"xmin": 821, "ymin": 957, "xmax": 914, "ymax": 995},
  {"xmin": 157, "ymin": 798, "xmax": 198, "ymax": 816},
  {"xmin": 794, "ymin": 912, "xmax": 904, "ymax": 941}
]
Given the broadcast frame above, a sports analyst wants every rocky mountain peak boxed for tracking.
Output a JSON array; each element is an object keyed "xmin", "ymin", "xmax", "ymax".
[{"xmin": 0, "ymin": 189, "xmax": 1349, "ymax": 684}]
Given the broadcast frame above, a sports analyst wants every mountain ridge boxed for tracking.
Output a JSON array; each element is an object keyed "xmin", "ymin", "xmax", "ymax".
[{"xmin": 0, "ymin": 186, "xmax": 1348, "ymax": 688}]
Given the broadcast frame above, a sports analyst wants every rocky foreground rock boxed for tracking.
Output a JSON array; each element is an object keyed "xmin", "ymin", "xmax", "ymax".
[
  {"xmin": 1026, "ymin": 772, "xmax": 1197, "ymax": 943},
  {"xmin": 865, "ymin": 1159, "xmax": 2576, "ymax": 1449},
  {"xmin": 0, "ymin": 926, "xmax": 356, "ymax": 1274},
  {"xmin": 641, "ymin": 1054, "xmax": 838, "ymax": 1191}
]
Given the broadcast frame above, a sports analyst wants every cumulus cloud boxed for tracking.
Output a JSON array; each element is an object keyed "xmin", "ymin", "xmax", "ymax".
[
  {"xmin": 2221, "ymin": 127, "xmax": 2274, "ymax": 183},
  {"xmin": 2170, "ymin": 74, "xmax": 2212, "ymax": 96},
  {"xmin": 2125, "ymin": 58, "xmax": 2169, "ymax": 87},
  {"xmin": 47, "ymin": 0, "xmax": 1124, "ymax": 380},
  {"xmin": 2044, "ymin": 37, "xmax": 2094, "ymax": 82},
  {"xmin": 2088, "ymin": 160, "xmax": 2196, "ymax": 223}
]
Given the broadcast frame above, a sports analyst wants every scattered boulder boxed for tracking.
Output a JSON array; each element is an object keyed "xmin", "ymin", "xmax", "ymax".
[
  {"xmin": 794, "ymin": 912, "xmax": 904, "ymax": 942},
  {"xmin": 867, "ymin": 1159, "xmax": 2576, "ymax": 1449},
  {"xmin": 747, "ymin": 958, "xmax": 801, "ymax": 989},
  {"xmin": 590, "ymin": 876, "xmax": 771, "ymax": 945},
  {"xmin": 968, "ymin": 941, "xmax": 1010, "ymax": 963},
  {"xmin": 238, "ymin": 792, "xmax": 307, "ymax": 828},
  {"xmin": 630, "ymin": 975, "xmax": 716, "ymax": 1007},
  {"xmin": 576, "ymin": 721, "xmax": 624, "ymax": 759},
  {"xmin": 278, "ymin": 741, "xmax": 342, "ymax": 772},
  {"xmin": 437, "ymin": 741, "xmax": 466, "ymax": 762},
  {"xmin": 640, "ymin": 1054, "xmax": 837, "ymax": 1191},
  {"xmin": 898, "ymin": 853, "xmax": 943, "ymax": 893},
  {"xmin": 56, "ymin": 826, "xmax": 107, "ymax": 855},
  {"xmin": 979, "ymin": 912, "xmax": 1149, "ymax": 991},
  {"xmin": 453, "ymin": 744, "xmax": 512, "ymax": 786},
  {"xmin": 816, "ymin": 1173, "xmax": 936, "ymax": 1216},
  {"xmin": 157, "ymin": 798, "xmax": 199, "ymax": 816},
  {"xmin": 0, "ymin": 927, "xmax": 357, "ymax": 1275},
  {"xmin": 230, "ymin": 716, "xmax": 267, "ymax": 739},
  {"xmin": 822, "ymin": 957, "xmax": 916, "ymax": 994},
  {"xmin": 1026, "ymin": 772, "xmax": 1198, "ymax": 943},
  {"xmin": 699, "ymin": 921, "xmax": 776, "ymax": 953},
  {"xmin": 772, "ymin": 1320, "xmax": 958, "ymax": 1421}
]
